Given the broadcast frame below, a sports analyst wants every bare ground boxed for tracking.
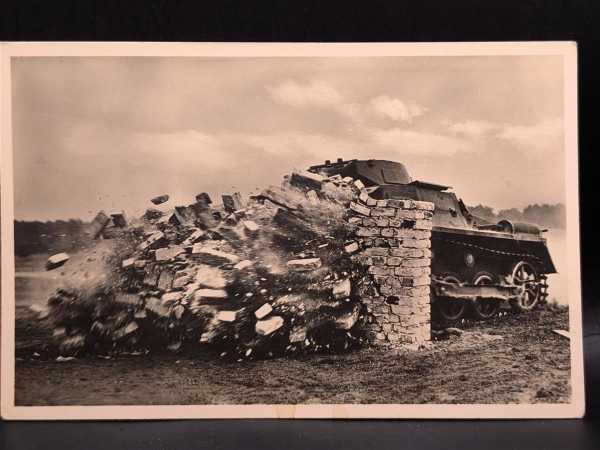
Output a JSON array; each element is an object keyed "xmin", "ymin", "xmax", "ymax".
[{"xmin": 14, "ymin": 307, "xmax": 570, "ymax": 406}]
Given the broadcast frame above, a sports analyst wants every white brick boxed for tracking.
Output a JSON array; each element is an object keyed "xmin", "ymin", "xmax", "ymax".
[{"xmin": 254, "ymin": 303, "xmax": 273, "ymax": 319}]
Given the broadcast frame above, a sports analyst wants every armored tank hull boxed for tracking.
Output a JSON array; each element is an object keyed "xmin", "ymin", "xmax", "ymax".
[{"xmin": 309, "ymin": 159, "xmax": 556, "ymax": 325}]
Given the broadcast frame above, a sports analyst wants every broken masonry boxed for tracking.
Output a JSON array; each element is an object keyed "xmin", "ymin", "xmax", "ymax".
[{"xmin": 32, "ymin": 168, "xmax": 435, "ymax": 359}]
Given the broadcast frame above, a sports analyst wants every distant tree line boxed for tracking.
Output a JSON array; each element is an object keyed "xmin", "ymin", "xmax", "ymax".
[
  {"xmin": 467, "ymin": 203, "xmax": 566, "ymax": 229},
  {"xmin": 14, "ymin": 219, "xmax": 89, "ymax": 257}
]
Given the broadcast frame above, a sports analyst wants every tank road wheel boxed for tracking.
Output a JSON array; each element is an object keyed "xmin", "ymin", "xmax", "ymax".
[
  {"xmin": 471, "ymin": 271, "xmax": 500, "ymax": 320},
  {"xmin": 435, "ymin": 275, "xmax": 467, "ymax": 324},
  {"xmin": 511, "ymin": 261, "xmax": 541, "ymax": 312}
]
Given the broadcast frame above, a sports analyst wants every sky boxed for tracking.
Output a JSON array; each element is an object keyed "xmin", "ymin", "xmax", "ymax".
[{"xmin": 11, "ymin": 56, "xmax": 565, "ymax": 221}]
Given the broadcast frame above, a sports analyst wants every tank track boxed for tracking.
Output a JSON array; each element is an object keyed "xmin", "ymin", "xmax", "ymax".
[
  {"xmin": 430, "ymin": 237, "xmax": 550, "ymax": 328},
  {"xmin": 439, "ymin": 238, "xmax": 545, "ymax": 266}
]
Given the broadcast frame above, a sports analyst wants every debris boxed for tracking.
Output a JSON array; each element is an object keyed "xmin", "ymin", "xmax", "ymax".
[
  {"xmin": 194, "ymin": 265, "xmax": 227, "ymax": 289},
  {"xmin": 254, "ymin": 303, "xmax": 273, "ymax": 319},
  {"xmin": 217, "ymin": 310, "xmax": 238, "ymax": 322},
  {"xmin": 242, "ymin": 220, "xmax": 260, "ymax": 234},
  {"xmin": 29, "ymin": 303, "xmax": 49, "ymax": 319},
  {"xmin": 254, "ymin": 187, "xmax": 299, "ymax": 211},
  {"xmin": 53, "ymin": 327, "xmax": 66, "ymax": 337},
  {"xmin": 32, "ymin": 164, "xmax": 379, "ymax": 360},
  {"xmin": 195, "ymin": 192, "xmax": 212, "ymax": 206},
  {"xmin": 192, "ymin": 245, "xmax": 240, "ymax": 265},
  {"xmin": 334, "ymin": 304, "xmax": 360, "ymax": 330},
  {"xmin": 234, "ymin": 260, "xmax": 253, "ymax": 270},
  {"xmin": 182, "ymin": 229, "xmax": 206, "ymax": 246},
  {"xmin": 332, "ymin": 278, "xmax": 351, "ymax": 299},
  {"xmin": 172, "ymin": 275, "xmax": 192, "ymax": 289},
  {"xmin": 445, "ymin": 327, "xmax": 464, "ymax": 336},
  {"xmin": 290, "ymin": 170, "xmax": 325, "ymax": 191},
  {"xmin": 173, "ymin": 305, "xmax": 185, "ymax": 319},
  {"xmin": 56, "ymin": 356, "xmax": 76, "ymax": 362},
  {"xmin": 139, "ymin": 231, "xmax": 165, "ymax": 251},
  {"xmin": 145, "ymin": 297, "xmax": 171, "ymax": 317},
  {"xmin": 287, "ymin": 258, "xmax": 322, "ymax": 271},
  {"xmin": 289, "ymin": 326, "xmax": 307, "ymax": 343},
  {"xmin": 552, "ymin": 329, "xmax": 570, "ymax": 340},
  {"xmin": 155, "ymin": 245, "xmax": 184, "ymax": 261},
  {"xmin": 353, "ymin": 179, "xmax": 365, "ymax": 190},
  {"xmin": 222, "ymin": 193, "xmax": 243, "ymax": 213},
  {"xmin": 344, "ymin": 241, "xmax": 360, "ymax": 254},
  {"xmin": 255, "ymin": 316, "xmax": 284, "ymax": 336},
  {"xmin": 88, "ymin": 211, "xmax": 111, "ymax": 238},
  {"xmin": 122, "ymin": 257, "xmax": 136, "ymax": 269},
  {"xmin": 145, "ymin": 208, "xmax": 163, "ymax": 220},
  {"xmin": 174, "ymin": 205, "xmax": 196, "ymax": 226},
  {"xmin": 113, "ymin": 322, "xmax": 139, "ymax": 340},
  {"xmin": 349, "ymin": 202, "xmax": 371, "ymax": 216},
  {"xmin": 167, "ymin": 341, "xmax": 182, "ymax": 352},
  {"xmin": 194, "ymin": 289, "xmax": 228, "ymax": 300},
  {"xmin": 306, "ymin": 190, "xmax": 320, "ymax": 204},
  {"xmin": 114, "ymin": 293, "xmax": 140, "ymax": 306},
  {"xmin": 151, "ymin": 194, "xmax": 170, "ymax": 205},
  {"xmin": 59, "ymin": 334, "xmax": 85, "ymax": 354},
  {"xmin": 46, "ymin": 253, "xmax": 70, "ymax": 270},
  {"xmin": 110, "ymin": 211, "xmax": 128, "ymax": 228},
  {"xmin": 162, "ymin": 292, "xmax": 183, "ymax": 305}
]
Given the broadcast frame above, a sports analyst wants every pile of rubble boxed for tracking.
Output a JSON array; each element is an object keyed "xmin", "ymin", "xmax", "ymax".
[{"xmin": 34, "ymin": 170, "xmax": 378, "ymax": 359}]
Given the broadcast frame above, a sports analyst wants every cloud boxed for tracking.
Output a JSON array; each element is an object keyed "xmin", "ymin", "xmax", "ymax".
[
  {"xmin": 368, "ymin": 127, "xmax": 472, "ymax": 157},
  {"xmin": 267, "ymin": 79, "xmax": 427, "ymax": 125},
  {"xmin": 496, "ymin": 118, "xmax": 563, "ymax": 152},
  {"xmin": 369, "ymin": 95, "xmax": 427, "ymax": 123},
  {"xmin": 446, "ymin": 117, "xmax": 564, "ymax": 155},
  {"xmin": 267, "ymin": 79, "xmax": 344, "ymax": 109},
  {"xmin": 446, "ymin": 120, "xmax": 498, "ymax": 136}
]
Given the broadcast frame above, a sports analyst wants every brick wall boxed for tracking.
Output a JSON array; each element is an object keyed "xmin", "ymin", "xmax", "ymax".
[{"xmin": 348, "ymin": 195, "xmax": 434, "ymax": 350}]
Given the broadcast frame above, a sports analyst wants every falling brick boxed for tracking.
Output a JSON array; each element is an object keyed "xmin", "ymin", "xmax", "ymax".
[
  {"xmin": 150, "ymin": 194, "xmax": 170, "ymax": 205},
  {"xmin": 122, "ymin": 257, "xmax": 136, "ymax": 269},
  {"xmin": 88, "ymin": 211, "xmax": 111, "ymax": 238},
  {"xmin": 110, "ymin": 211, "xmax": 128, "ymax": 228},
  {"xmin": 242, "ymin": 220, "xmax": 260, "ymax": 234},
  {"xmin": 217, "ymin": 310, "xmax": 239, "ymax": 322},
  {"xmin": 222, "ymin": 193, "xmax": 243, "ymax": 213},
  {"xmin": 195, "ymin": 192, "xmax": 212, "ymax": 206},
  {"xmin": 254, "ymin": 303, "xmax": 273, "ymax": 319},
  {"xmin": 194, "ymin": 289, "xmax": 228, "ymax": 301},
  {"xmin": 46, "ymin": 253, "xmax": 70, "ymax": 270},
  {"xmin": 255, "ymin": 316, "xmax": 284, "ymax": 336},
  {"xmin": 287, "ymin": 258, "xmax": 322, "ymax": 271}
]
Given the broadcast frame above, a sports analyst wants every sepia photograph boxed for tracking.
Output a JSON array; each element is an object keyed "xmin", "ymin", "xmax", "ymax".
[{"xmin": 0, "ymin": 42, "xmax": 583, "ymax": 419}]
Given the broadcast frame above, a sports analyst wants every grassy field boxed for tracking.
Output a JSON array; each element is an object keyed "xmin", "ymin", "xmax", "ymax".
[{"xmin": 15, "ymin": 307, "xmax": 570, "ymax": 406}]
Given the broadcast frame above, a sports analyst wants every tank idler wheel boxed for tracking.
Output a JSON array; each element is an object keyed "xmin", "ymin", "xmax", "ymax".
[
  {"xmin": 435, "ymin": 275, "xmax": 467, "ymax": 323},
  {"xmin": 510, "ymin": 261, "xmax": 541, "ymax": 312},
  {"xmin": 471, "ymin": 271, "xmax": 501, "ymax": 320}
]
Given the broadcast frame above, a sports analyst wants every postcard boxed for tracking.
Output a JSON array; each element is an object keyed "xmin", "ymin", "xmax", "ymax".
[{"xmin": 0, "ymin": 42, "xmax": 583, "ymax": 419}]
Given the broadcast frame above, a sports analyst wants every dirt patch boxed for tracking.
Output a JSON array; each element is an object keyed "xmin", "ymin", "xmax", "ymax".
[{"xmin": 14, "ymin": 307, "xmax": 570, "ymax": 405}]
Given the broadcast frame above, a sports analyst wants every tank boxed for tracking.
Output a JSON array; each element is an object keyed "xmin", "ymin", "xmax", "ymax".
[{"xmin": 308, "ymin": 158, "xmax": 556, "ymax": 325}]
